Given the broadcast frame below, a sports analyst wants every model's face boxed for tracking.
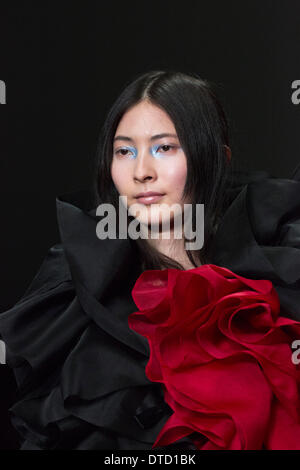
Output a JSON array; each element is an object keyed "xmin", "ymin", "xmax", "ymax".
[{"xmin": 111, "ymin": 100, "xmax": 190, "ymax": 228}]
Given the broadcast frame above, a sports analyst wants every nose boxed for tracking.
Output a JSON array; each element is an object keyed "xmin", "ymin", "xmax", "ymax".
[{"xmin": 133, "ymin": 147, "xmax": 157, "ymax": 183}]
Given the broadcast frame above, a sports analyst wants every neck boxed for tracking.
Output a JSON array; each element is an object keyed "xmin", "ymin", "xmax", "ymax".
[{"xmin": 145, "ymin": 229, "xmax": 201, "ymax": 271}]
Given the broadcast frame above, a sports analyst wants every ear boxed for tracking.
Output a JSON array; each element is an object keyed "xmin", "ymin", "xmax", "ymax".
[{"xmin": 224, "ymin": 145, "xmax": 232, "ymax": 162}]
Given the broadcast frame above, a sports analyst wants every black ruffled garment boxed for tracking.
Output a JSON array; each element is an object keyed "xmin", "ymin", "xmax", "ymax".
[{"xmin": 0, "ymin": 165, "xmax": 300, "ymax": 450}]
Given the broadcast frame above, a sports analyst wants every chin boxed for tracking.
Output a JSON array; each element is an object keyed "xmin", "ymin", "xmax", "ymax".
[
  {"xmin": 128, "ymin": 202, "xmax": 184, "ymax": 236},
  {"xmin": 136, "ymin": 212, "xmax": 165, "ymax": 227}
]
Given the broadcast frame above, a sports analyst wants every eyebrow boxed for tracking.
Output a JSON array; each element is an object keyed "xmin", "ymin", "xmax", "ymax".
[{"xmin": 113, "ymin": 133, "xmax": 178, "ymax": 143}]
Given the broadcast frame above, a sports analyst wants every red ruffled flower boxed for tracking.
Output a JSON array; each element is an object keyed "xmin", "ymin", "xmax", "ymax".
[{"xmin": 128, "ymin": 264, "xmax": 300, "ymax": 450}]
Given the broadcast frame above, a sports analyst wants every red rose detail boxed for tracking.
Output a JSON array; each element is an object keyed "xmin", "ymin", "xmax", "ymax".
[{"xmin": 128, "ymin": 264, "xmax": 300, "ymax": 450}]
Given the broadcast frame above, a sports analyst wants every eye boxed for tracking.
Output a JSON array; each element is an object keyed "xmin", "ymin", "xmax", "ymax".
[
  {"xmin": 114, "ymin": 147, "xmax": 135, "ymax": 157},
  {"xmin": 117, "ymin": 149, "xmax": 129, "ymax": 156},
  {"xmin": 159, "ymin": 144, "xmax": 172, "ymax": 152},
  {"xmin": 154, "ymin": 144, "xmax": 179, "ymax": 154}
]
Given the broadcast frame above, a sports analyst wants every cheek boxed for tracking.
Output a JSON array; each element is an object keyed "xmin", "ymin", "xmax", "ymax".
[
  {"xmin": 162, "ymin": 159, "xmax": 187, "ymax": 193},
  {"xmin": 110, "ymin": 162, "xmax": 118, "ymax": 188},
  {"xmin": 111, "ymin": 161, "xmax": 129, "ymax": 194}
]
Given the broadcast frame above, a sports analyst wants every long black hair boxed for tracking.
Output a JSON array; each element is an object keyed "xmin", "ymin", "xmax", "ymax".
[{"xmin": 92, "ymin": 70, "xmax": 233, "ymax": 270}]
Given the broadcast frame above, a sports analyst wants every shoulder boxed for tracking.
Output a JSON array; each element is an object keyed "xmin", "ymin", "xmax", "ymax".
[
  {"xmin": 15, "ymin": 243, "xmax": 72, "ymax": 305},
  {"xmin": 0, "ymin": 190, "xmax": 169, "ymax": 449},
  {"xmin": 211, "ymin": 167, "xmax": 300, "ymax": 321}
]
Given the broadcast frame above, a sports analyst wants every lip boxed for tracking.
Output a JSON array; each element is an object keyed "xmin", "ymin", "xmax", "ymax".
[{"xmin": 135, "ymin": 192, "xmax": 165, "ymax": 205}]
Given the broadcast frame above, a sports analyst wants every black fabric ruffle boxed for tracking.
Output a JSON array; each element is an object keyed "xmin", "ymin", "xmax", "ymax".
[
  {"xmin": 1, "ymin": 164, "xmax": 300, "ymax": 449},
  {"xmin": 0, "ymin": 191, "xmax": 194, "ymax": 449},
  {"xmin": 210, "ymin": 168, "xmax": 300, "ymax": 322}
]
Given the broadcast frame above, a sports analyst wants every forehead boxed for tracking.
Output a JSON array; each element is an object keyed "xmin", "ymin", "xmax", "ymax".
[{"xmin": 115, "ymin": 101, "xmax": 176, "ymax": 137}]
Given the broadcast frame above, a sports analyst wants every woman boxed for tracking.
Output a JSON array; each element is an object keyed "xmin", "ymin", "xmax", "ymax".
[
  {"xmin": 1, "ymin": 70, "xmax": 300, "ymax": 450},
  {"xmin": 95, "ymin": 70, "xmax": 233, "ymax": 272}
]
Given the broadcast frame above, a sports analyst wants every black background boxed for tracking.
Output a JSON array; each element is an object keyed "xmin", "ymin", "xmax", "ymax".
[{"xmin": 0, "ymin": 0, "xmax": 299, "ymax": 449}]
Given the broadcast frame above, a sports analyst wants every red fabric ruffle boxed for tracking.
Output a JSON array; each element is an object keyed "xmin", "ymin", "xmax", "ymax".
[{"xmin": 128, "ymin": 264, "xmax": 300, "ymax": 449}]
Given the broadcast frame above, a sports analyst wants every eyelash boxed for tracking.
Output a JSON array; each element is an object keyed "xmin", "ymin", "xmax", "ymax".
[{"xmin": 114, "ymin": 144, "xmax": 178, "ymax": 157}]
